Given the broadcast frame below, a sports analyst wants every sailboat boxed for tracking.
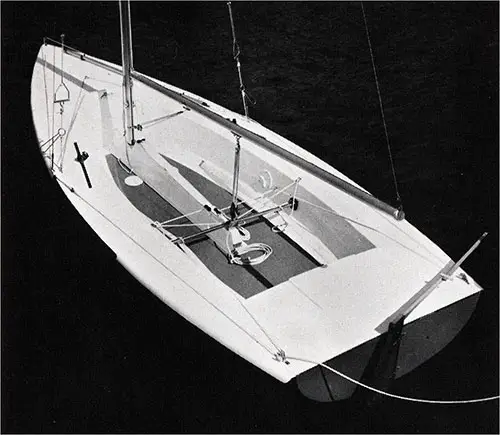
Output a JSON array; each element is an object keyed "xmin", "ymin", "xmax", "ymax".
[{"xmin": 30, "ymin": 1, "xmax": 487, "ymax": 402}]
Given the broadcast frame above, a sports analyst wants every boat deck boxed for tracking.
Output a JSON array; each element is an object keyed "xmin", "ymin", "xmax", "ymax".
[
  {"xmin": 31, "ymin": 44, "xmax": 484, "ymax": 383},
  {"xmin": 106, "ymin": 154, "xmax": 320, "ymax": 298}
]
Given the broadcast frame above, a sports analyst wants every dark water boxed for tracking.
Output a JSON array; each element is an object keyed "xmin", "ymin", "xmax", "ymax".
[{"xmin": 2, "ymin": 1, "xmax": 498, "ymax": 433}]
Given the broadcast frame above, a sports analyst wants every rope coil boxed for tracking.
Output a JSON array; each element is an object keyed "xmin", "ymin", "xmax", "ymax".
[
  {"xmin": 225, "ymin": 227, "xmax": 273, "ymax": 266},
  {"xmin": 230, "ymin": 242, "xmax": 273, "ymax": 266}
]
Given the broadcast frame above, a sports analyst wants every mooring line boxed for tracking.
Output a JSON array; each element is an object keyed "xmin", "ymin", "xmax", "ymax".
[{"xmin": 287, "ymin": 355, "xmax": 499, "ymax": 404}]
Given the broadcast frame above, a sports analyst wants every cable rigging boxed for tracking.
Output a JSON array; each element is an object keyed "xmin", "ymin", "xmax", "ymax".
[
  {"xmin": 361, "ymin": 1, "xmax": 404, "ymax": 212},
  {"xmin": 227, "ymin": 1, "xmax": 255, "ymax": 118}
]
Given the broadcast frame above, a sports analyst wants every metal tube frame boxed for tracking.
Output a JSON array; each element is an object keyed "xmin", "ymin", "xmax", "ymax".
[{"xmin": 173, "ymin": 201, "xmax": 291, "ymax": 246}]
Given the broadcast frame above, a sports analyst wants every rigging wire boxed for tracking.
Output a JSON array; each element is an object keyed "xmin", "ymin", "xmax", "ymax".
[
  {"xmin": 156, "ymin": 187, "xmax": 277, "ymax": 229},
  {"xmin": 361, "ymin": 2, "xmax": 403, "ymax": 211},
  {"xmin": 51, "ymin": 44, "xmax": 56, "ymax": 171},
  {"xmin": 227, "ymin": 1, "xmax": 254, "ymax": 118},
  {"xmin": 237, "ymin": 179, "xmax": 299, "ymax": 220}
]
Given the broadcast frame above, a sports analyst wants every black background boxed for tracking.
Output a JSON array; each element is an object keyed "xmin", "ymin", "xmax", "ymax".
[{"xmin": 2, "ymin": 1, "xmax": 499, "ymax": 433}]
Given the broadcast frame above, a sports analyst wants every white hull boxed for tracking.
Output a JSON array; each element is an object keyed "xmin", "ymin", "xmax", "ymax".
[{"xmin": 31, "ymin": 43, "xmax": 482, "ymax": 386}]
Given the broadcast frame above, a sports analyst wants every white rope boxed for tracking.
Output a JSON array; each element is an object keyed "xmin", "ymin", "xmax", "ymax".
[
  {"xmin": 155, "ymin": 188, "xmax": 276, "ymax": 229},
  {"xmin": 287, "ymin": 355, "xmax": 499, "ymax": 404},
  {"xmin": 237, "ymin": 179, "xmax": 298, "ymax": 220},
  {"xmin": 224, "ymin": 186, "xmax": 278, "ymax": 218},
  {"xmin": 158, "ymin": 208, "xmax": 206, "ymax": 226},
  {"xmin": 231, "ymin": 243, "xmax": 273, "ymax": 266},
  {"xmin": 159, "ymin": 186, "xmax": 275, "ymax": 229},
  {"xmin": 225, "ymin": 225, "xmax": 272, "ymax": 266},
  {"xmin": 162, "ymin": 222, "xmax": 219, "ymax": 228},
  {"xmin": 268, "ymin": 179, "xmax": 299, "ymax": 205}
]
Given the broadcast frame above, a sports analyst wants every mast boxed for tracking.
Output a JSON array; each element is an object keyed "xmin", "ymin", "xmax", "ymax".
[{"xmin": 119, "ymin": 0, "xmax": 136, "ymax": 146}]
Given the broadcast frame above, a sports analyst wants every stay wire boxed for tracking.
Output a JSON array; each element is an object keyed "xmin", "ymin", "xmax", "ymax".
[
  {"xmin": 227, "ymin": 1, "xmax": 252, "ymax": 117},
  {"xmin": 361, "ymin": 2, "xmax": 403, "ymax": 210}
]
